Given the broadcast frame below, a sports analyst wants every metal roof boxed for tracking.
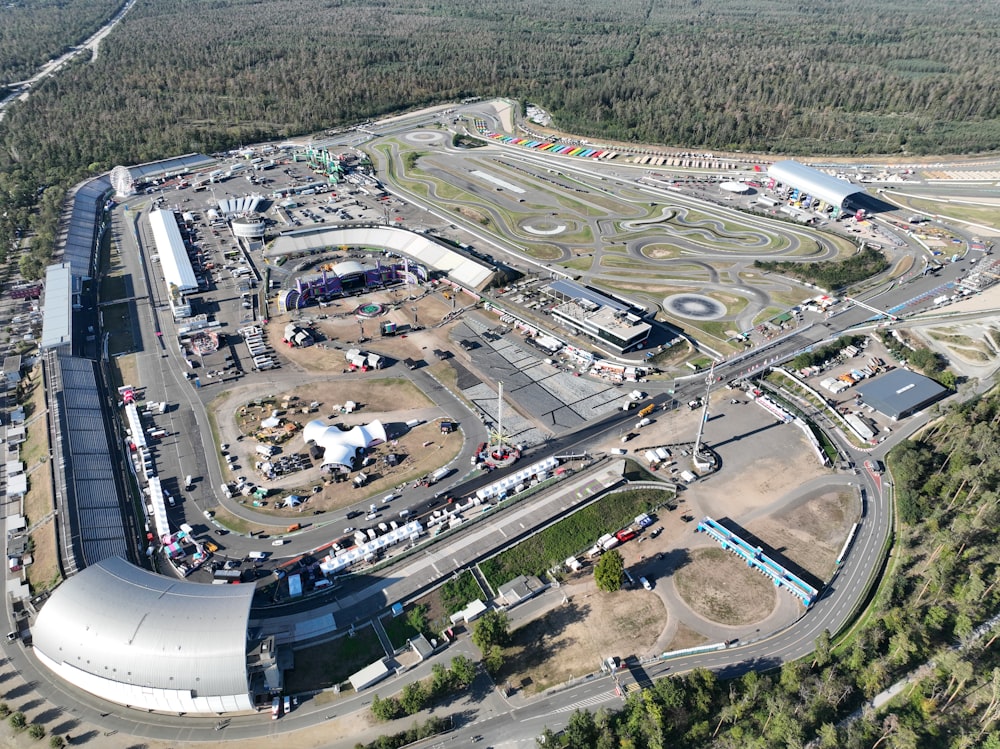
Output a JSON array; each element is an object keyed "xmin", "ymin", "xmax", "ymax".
[
  {"xmin": 55, "ymin": 175, "xmax": 111, "ymax": 279},
  {"xmin": 265, "ymin": 226, "xmax": 495, "ymax": 290},
  {"xmin": 856, "ymin": 368, "xmax": 949, "ymax": 419},
  {"xmin": 55, "ymin": 355, "xmax": 129, "ymax": 565},
  {"xmin": 40, "ymin": 263, "xmax": 74, "ymax": 350},
  {"xmin": 149, "ymin": 209, "xmax": 199, "ymax": 292},
  {"xmin": 33, "ymin": 557, "xmax": 254, "ymax": 708},
  {"xmin": 126, "ymin": 153, "xmax": 216, "ymax": 182},
  {"xmin": 767, "ymin": 161, "xmax": 863, "ymax": 209},
  {"xmin": 547, "ymin": 279, "xmax": 631, "ymax": 312}
]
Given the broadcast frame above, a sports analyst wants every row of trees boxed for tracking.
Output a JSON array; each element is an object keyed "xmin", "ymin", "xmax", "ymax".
[
  {"xmin": 369, "ymin": 655, "xmax": 478, "ymax": 721},
  {"xmin": 878, "ymin": 330, "xmax": 955, "ymax": 389},
  {"xmin": 789, "ymin": 335, "xmax": 867, "ymax": 372}
]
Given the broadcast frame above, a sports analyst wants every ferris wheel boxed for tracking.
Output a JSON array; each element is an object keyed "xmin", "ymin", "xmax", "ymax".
[{"xmin": 110, "ymin": 165, "xmax": 135, "ymax": 198}]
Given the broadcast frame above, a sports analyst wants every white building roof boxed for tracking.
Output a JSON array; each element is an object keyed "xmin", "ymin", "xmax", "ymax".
[
  {"xmin": 265, "ymin": 226, "xmax": 495, "ymax": 290},
  {"xmin": 32, "ymin": 557, "xmax": 255, "ymax": 714},
  {"xmin": 40, "ymin": 262, "xmax": 74, "ymax": 350},
  {"xmin": 767, "ymin": 161, "xmax": 863, "ymax": 209},
  {"xmin": 149, "ymin": 209, "xmax": 198, "ymax": 292}
]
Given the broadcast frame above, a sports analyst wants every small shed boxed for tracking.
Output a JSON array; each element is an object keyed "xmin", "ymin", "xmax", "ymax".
[
  {"xmin": 498, "ymin": 575, "xmax": 544, "ymax": 606},
  {"xmin": 349, "ymin": 658, "xmax": 390, "ymax": 692}
]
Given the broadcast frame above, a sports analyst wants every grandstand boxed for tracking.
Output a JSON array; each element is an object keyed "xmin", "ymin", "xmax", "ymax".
[
  {"xmin": 265, "ymin": 225, "xmax": 496, "ymax": 291},
  {"xmin": 696, "ymin": 516, "xmax": 817, "ymax": 605}
]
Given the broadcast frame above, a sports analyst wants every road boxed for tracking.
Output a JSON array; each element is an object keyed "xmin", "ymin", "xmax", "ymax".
[
  {"xmin": 0, "ymin": 0, "xmax": 138, "ymax": 122},
  {"xmin": 5, "ymin": 101, "xmax": 998, "ymax": 744}
]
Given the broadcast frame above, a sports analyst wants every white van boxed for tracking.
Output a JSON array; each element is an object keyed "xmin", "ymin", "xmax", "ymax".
[
  {"xmin": 248, "ymin": 551, "xmax": 268, "ymax": 560},
  {"xmin": 271, "ymin": 539, "xmax": 287, "ymax": 547}
]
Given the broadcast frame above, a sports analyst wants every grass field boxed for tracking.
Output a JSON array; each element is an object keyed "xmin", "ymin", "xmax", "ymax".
[
  {"xmin": 479, "ymin": 487, "xmax": 674, "ymax": 590},
  {"xmin": 284, "ymin": 625, "xmax": 386, "ymax": 694}
]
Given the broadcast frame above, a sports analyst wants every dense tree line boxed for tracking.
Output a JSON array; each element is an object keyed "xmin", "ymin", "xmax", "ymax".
[
  {"xmin": 537, "ymin": 387, "xmax": 1000, "ymax": 747},
  {"xmin": 754, "ymin": 247, "xmax": 889, "ymax": 290},
  {"xmin": 0, "ymin": 0, "xmax": 122, "ymax": 86},
  {"xmin": 790, "ymin": 334, "xmax": 866, "ymax": 371},
  {"xmin": 4, "ymin": 0, "xmax": 1000, "ymax": 275}
]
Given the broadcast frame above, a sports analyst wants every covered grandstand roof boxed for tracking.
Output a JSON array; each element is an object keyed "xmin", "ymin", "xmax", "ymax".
[
  {"xmin": 856, "ymin": 368, "xmax": 949, "ymax": 420},
  {"xmin": 547, "ymin": 279, "xmax": 632, "ymax": 312},
  {"xmin": 126, "ymin": 153, "xmax": 216, "ymax": 183},
  {"xmin": 52, "ymin": 356, "xmax": 129, "ymax": 566},
  {"xmin": 149, "ymin": 209, "xmax": 198, "ymax": 292},
  {"xmin": 32, "ymin": 556, "xmax": 255, "ymax": 714},
  {"xmin": 266, "ymin": 226, "xmax": 496, "ymax": 290},
  {"xmin": 767, "ymin": 161, "xmax": 864, "ymax": 209},
  {"xmin": 40, "ymin": 263, "xmax": 74, "ymax": 350},
  {"xmin": 56, "ymin": 175, "xmax": 111, "ymax": 279},
  {"xmin": 303, "ymin": 419, "xmax": 387, "ymax": 469}
]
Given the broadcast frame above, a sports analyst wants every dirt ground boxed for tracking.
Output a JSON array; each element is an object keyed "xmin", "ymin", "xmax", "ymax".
[
  {"xmin": 502, "ymin": 588, "xmax": 667, "ymax": 693},
  {"xmin": 673, "ymin": 548, "xmax": 777, "ymax": 625},
  {"xmin": 274, "ymin": 287, "xmax": 460, "ymax": 372},
  {"xmin": 494, "ymin": 397, "xmax": 854, "ymax": 689},
  {"xmin": 212, "ymin": 376, "xmax": 463, "ymax": 519},
  {"xmin": 746, "ymin": 489, "xmax": 858, "ymax": 584}
]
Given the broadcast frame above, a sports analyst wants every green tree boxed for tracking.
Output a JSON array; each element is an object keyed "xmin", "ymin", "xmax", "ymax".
[
  {"xmin": 430, "ymin": 663, "xmax": 452, "ymax": 695},
  {"xmin": 449, "ymin": 654, "xmax": 477, "ymax": 688},
  {"xmin": 28, "ymin": 723, "xmax": 45, "ymax": 740},
  {"xmin": 9, "ymin": 712, "xmax": 26, "ymax": 731},
  {"xmin": 472, "ymin": 609, "xmax": 510, "ymax": 652},
  {"xmin": 484, "ymin": 644, "xmax": 504, "ymax": 676},
  {"xmin": 594, "ymin": 549, "xmax": 625, "ymax": 592},
  {"xmin": 405, "ymin": 604, "xmax": 428, "ymax": 637},
  {"xmin": 0, "ymin": 703, "xmax": 9, "ymax": 717},
  {"xmin": 564, "ymin": 709, "xmax": 598, "ymax": 747},
  {"xmin": 370, "ymin": 694, "xmax": 401, "ymax": 722},
  {"xmin": 49, "ymin": 737, "xmax": 66, "ymax": 749},
  {"xmin": 400, "ymin": 681, "xmax": 427, "ymax": 715},
  {"xmin": 813, "ymin": 629, "xmax": 833, "ymax": 669}
]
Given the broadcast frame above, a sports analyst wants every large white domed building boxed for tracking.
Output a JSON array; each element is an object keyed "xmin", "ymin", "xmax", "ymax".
[{"xmin": 32, "ymin": 557, "xmax": 261, "ymax": 714}]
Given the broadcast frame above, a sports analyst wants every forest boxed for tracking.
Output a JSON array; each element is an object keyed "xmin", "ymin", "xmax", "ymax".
[
  {"xmin": 536, "ymin": 388, "xmax": 1000, "ymax": 748},
  {"xmin": 4, "ymin": 0, "xmax": 1000, "ymax": 276},
  {"xmin": 0, "ymin": 0, "xmax": 122, "ymax": 86}
]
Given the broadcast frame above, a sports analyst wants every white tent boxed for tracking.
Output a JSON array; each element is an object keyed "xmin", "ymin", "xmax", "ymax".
[{"xmin": 304, "ymin": 419, "xmax": 387, "ymax": 469}]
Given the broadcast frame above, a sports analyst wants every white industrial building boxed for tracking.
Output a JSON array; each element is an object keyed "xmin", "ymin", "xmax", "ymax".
[
  {"xmin": 766, "ymin": 161, "xmax": 864, "ymax": 210},
  {"xmin": 149, "ymin": 209, "xmax": 198, "ymax": 319},
  {"xmin": 32, "ymin": 557, "xmax": 258, "ymax": 714}
]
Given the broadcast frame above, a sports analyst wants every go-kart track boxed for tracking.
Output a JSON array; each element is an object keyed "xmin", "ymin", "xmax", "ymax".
[{"xmin": 369, "ymin": 122, "xmax": 852, "ymax": 340}]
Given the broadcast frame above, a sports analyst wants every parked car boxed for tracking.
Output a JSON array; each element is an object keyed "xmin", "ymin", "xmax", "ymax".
[{"xmin": 640, "ymin": 576, "xmax": 652, "ymax": 591}]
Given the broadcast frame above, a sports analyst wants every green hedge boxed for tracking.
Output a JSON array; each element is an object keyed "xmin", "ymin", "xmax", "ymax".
[{"xmin": 479, "ymin": 488, "xmax": 671, "ymax": 589}]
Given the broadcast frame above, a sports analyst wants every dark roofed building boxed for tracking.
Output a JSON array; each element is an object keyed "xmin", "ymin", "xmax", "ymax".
[{"xmin": 856, "ymin": 368, "xmax": 949, "ymax": 420}]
